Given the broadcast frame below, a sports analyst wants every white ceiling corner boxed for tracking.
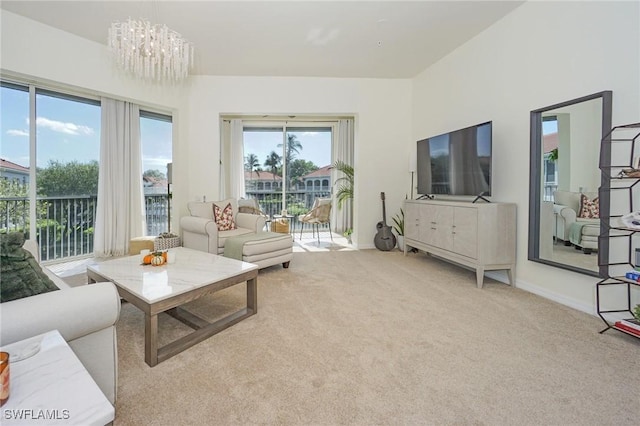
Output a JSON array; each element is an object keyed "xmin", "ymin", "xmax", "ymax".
[{"xmin": 0, "ymin": 1, "xmax": 525, "ymax": 79}]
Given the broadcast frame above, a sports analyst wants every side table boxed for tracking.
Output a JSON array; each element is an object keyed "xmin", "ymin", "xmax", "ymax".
[
  {"xmin": 1, "ymin": 330, "xmax": 114, "ymax": 425},
  {"xmin": 272, "ymin": 214, "xmax": 295, "ymax": 237}
]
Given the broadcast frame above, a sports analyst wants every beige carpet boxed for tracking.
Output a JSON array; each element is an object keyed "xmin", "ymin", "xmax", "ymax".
[
  {"xmin": 89, "ymin": 249, "xmax": 638, "ymax": 425},
  {"xmin": 545, "ymin": 242, "xmax": 598, "ymax": 272}
]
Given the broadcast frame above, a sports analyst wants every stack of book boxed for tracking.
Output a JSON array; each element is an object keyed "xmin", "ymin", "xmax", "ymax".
[{"xmin": 614, "ymin": 318, "xmax": 640, "ymax": 336}]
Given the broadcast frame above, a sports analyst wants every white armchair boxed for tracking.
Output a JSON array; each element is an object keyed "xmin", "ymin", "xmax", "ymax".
[
  {"xmin": 553, "ymin": 190, "xmax": 599, "ymax": 253},
  {"xmin": 180, "ymin": 198, "xmax": 267, "ymax": 254},
  {"xmin": 553, "ymin": 203, "xmax": 577, "ymax": 243},
  {"xmin": 0, "ymin": 240, "xmax": 121, "ymax": 404}
]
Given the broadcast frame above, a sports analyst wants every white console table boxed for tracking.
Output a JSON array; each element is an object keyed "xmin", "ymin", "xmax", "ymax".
[
  {"xmin": 1, "ymin": 330, "xmax": 114, "ymax": 425},
  {"xmin": 403, "ymin": 199, "xmax": 517, "ymax": 288}
]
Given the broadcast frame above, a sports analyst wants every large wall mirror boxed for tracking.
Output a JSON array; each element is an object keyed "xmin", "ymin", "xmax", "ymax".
[{"xmin": 528, "ymin": 91, "xmax": 612, "ymax": 277}]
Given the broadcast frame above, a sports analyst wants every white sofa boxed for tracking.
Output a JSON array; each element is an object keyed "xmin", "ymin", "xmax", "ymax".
[
  {"xmin": 180, "ymin": 199, "xmax": 267, "ymax": 254},
  {"xmin": 0, "ymin": 240, "xmax": 121, "ymax": 404},
  {"xmin": 553, "ymin": 190, "xmax": 599, "ymax": 253}
]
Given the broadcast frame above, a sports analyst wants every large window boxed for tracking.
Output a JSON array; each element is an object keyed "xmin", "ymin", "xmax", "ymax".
[
  {"xmin": 1, "ymin": 83, "xmax": 101, "ymax": 260},
  {"xmin": 140, "ymin": 112, "xmax": 173, "ymax": 235},
  {"xmin": 243, "ymin": 125, "xmax": 332, "ymax": 221},
  {"xmin": 542, "ymin": 117, "xmax": 559, "ymax": 201},
  {"xmin": 35, "ymin": 90, "xmax": 101, "ymax": 259},
  {"xmin": 1, "ymin": 83, "xmax": 31, "ymax": 239},
  {"xmin": 1, "ymin": 79, "xmax": 173, "ymax": 261}
]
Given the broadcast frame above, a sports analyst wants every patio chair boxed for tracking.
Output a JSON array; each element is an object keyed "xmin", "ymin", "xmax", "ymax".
[
  {"xmin": 238, "ymin": 198, "xmax": 270, "ymax": 231},
  {"xmin": 298, "ymin": 198, "xmax": 333, "ymax": 243},
  {"xmin": 238, "ymin": 198, "xmax": 266, "ymax": 216}
]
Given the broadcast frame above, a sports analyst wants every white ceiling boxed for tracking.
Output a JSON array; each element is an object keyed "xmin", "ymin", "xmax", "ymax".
[{"xmin": 1, "ymin": 1, "xmax": 524, "ymax": 79}]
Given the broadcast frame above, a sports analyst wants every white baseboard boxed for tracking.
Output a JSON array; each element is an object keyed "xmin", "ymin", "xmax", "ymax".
[
  {"xmin": 395, "ymin": 251, "xmax": 596, "ymax": 316},
  {"xmin": 512, "ymin": 277, "xmax": 596, "ymax": 316}
]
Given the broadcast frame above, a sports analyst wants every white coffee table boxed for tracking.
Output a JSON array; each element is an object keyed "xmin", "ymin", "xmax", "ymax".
[
  {"xmin": 87, "ymin": 247, "xmax": 259, "ymax": 367},
  {"xmin": 1, "ymin": 330, "xmax": 114, "ymax": 425}
]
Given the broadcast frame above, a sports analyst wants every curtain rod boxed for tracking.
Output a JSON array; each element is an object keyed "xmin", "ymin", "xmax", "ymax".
[{"xmin": 221, "ymin": 115, "xmax": 354, "ymax": 122}]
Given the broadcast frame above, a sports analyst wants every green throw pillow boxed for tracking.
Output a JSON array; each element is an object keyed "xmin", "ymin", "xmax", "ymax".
[{"xmin": 0, "ymin": 232, "xmax": 59, "ymax": 303}]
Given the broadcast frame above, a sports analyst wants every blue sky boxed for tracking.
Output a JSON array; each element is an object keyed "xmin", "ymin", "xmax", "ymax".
[
  {"xmin": 543, "ymin": 120, "xmax": 558, "ymax": 135},
  {"xmin": 244, "ymin": 129, "xmax": 332, "ymax": 169},
  {"xmin": 2, "ymin": 86, "xmax": 331, "ymax": 177},
  {"xmin": 1, "ymin": 86, "xmax": 172, "ymax": 174}
]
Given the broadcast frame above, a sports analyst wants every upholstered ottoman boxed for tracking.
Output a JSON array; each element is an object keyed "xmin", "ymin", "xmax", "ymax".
[
  {"xmin": 129, "ymin": 236, "xmax": 156, "ymax": 255},
  {"xmin": 569, "ymin": 220, "xmax": 599, "ymax": 254},
  {"xmin": 224, "ymin": 232, "xmax": 293, "ymax": 269}
]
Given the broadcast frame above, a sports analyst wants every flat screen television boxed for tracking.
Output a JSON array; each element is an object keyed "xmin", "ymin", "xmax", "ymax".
[{"xmin": 416, "ymin": 121, "xmax": 492, "ymax": 198}]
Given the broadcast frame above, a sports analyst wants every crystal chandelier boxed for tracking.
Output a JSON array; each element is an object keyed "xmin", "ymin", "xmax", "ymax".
[{"xmin": 108, "ymin": 18, "xmax": 194, "ymax": 82}]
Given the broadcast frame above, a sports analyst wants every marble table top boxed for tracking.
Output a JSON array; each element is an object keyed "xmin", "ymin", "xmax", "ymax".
[
  {"xmin": 1, "ymin": 330, "xmax": 114, "ymax": 425},
  {"xmin": 87, "ymin": 247, "xmax": 258, "ymax": 304}
]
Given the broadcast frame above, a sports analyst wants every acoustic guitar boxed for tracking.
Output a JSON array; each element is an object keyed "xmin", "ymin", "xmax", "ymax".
[{"xmin": 374, "ymin": 192, "xmax": 396, "ymax": 251}]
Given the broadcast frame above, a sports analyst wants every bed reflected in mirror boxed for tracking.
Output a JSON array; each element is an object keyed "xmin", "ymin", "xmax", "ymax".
[{"xmin": 528, "ymin": 91, "xmax": 612, "ymax": 276}]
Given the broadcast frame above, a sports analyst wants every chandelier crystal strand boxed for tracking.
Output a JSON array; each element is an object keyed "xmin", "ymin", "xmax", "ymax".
[{"xmin": 108, "ymin": 18, "xmax": 194, "ymax": 82}]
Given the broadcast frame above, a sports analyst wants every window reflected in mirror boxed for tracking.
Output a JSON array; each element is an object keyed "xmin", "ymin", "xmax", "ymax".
[{"xmin": 529, "ymin": 91, "xmax": 612, "ymax": 277}]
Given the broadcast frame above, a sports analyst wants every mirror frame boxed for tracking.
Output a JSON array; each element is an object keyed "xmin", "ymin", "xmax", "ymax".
[{"xmin": 528, "ymin": 91, "xmax": 612, "ymax": 277}]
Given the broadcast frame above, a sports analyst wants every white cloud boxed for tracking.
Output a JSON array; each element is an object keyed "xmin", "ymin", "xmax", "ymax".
[
  {"xmin": 143, "ymin": 156, "xmax": 172, "ymax": 171},
  {"xmin": 35, "ymin": 117, "xmax": 95, "ymax": 136},
  {"xmin": 6, "ymin": 129, "xmax": 29, "ymax": 137}
]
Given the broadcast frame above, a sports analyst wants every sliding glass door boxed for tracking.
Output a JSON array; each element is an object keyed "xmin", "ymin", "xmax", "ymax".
[
  {"xmin": 0, "ymin": 83, "xmax": 31, "ymax": 240},
  {"xmin": 1, "ymin": 83, "xmax": 101, "ymax": 260},
  {"xmin": 34, "ymin": 90, "xmax": 101, "ymax": 260},
  {"xmin": 243, "ymin": 124, "xmax": 332, "ymax": 225},
  {"xmin": 284, "ymin": 128, "xmax": 332, "ymax": 214},
  {"xmin": 140, "ymin": 112, "xmax": 173, "ymax": 235},
  {"xmin": 243, "ymin": 128, "xmax": 283, "ymax": 216}
]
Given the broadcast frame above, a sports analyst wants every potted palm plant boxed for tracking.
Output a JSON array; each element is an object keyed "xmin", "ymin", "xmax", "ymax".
[
  {"xmin": 392, "ymin": 208, "xmax": 404, "ymax": 250},
  {"xmin": 333, "ymin": 160, "xmax": 354, "ymax": 238}
]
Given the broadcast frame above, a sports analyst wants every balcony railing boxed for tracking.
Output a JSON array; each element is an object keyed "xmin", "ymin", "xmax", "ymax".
[
  {"xmin": 1, "ymin": 190, "xmax": 333, "ymax": 262},
  {"xmin": 246, "ymin": 189, "xmax": 331, "ymax": 231},
  {"xmin": 0, "ymin": 194, "xmax": 169, "ymax": 262},
  {"xmin": 543, "ymin": 182, "xmax": 558, "ymax": 202}
]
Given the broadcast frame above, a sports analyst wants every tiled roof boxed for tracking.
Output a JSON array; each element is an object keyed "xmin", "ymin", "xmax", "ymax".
[
  {"xmin": 0, "ymin": 158, "xmax": 29, "ymax": 172},
  {"xmin": 543, "ymin": 132, "xmax": 558, "ymax": 153},
  {"xmin": 244, "ymin": 170, "xmax": 282, "ymax": 181},
  {"xmin": 301, "ymin": 165, "xmax": 331, "ymax": 179},
  {"xmin": 143, "ymin": 176, "xmax": 168, "ymax": 187}
]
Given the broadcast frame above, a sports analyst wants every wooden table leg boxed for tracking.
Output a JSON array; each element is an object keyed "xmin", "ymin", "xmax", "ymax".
[
  {"xmin": 476, "ymin": 267, "xmax": 485, "ymax": 289},
  {"xmin": 145, "ymin": 313, "xmax": 159, "ymax": 367},
  {"xmin": 247, "ymin": 276, "xmax": 257, "ymax": 313}
]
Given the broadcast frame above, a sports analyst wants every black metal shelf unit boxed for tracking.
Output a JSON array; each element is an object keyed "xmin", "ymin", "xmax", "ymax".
[{"xmin": 596, "ymin": 123, "xmax": 640, "ymax": 337}]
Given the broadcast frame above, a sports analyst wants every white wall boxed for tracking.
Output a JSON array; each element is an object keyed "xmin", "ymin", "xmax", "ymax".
[
  {"xmin": 412, "ymin": 1, "xmax": 640, "ymax": 313},
  {"xmin": 0, "ymin": 11, "xmax": 184, "ymax": 111},
  {"xmin": 178, "ymin": 76, "xmax": 412, "ymax": 248},
  {"xmin": 546, "ymin": 99, "xmax": 602, "ymax": 193},
  {"xmin": 5, "ymin": 2, "xmax": 639, "ymax": 313},
  {"xmin": 564, "ymin": 100, "xmax": 601, "ymax": 193},
  {"xmin": 0, "ymin": 10, "xmax": 413, "ymax": 249}
]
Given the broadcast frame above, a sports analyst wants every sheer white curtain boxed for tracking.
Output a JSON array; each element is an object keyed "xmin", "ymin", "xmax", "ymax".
[
  {"xmin": 220, "ymin": 120, "xmax": 230, "ymax": 198},
  {"xmin": 220, "ymin": 119, "xmax": 245, "ymax": 199},
  {"xmin": 94, "ymin": 98, "xmax": 145, "ymax": 257},
  {"xmin": 331, "ymin": 118, "xmax": 354, "ymax": 233},
  {"xmin": 229, "ymin": 119, "xmax": 245, "ymax": 199}
]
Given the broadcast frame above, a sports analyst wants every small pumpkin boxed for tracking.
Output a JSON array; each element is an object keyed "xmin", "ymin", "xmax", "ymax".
[
  {"xmin": 151, "ymin": 254, "xmax": 165, "ymax": 266},
  {"xmin": 142, "ymin": 254, "xmax": 154, "ymax": 265}
]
